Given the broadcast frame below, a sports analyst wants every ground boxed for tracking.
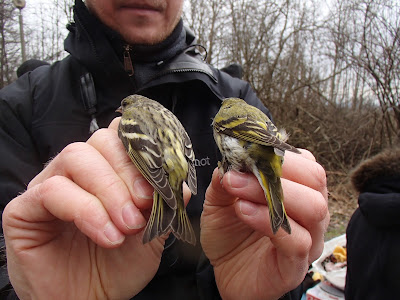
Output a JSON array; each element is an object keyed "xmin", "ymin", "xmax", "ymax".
[{"xmin": 325, "ymin": 174, "xmax": 358, "ymax": 241}]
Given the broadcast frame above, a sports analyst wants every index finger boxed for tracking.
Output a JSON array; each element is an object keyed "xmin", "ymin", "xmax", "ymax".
[{"xmin": 28, "ymin": 141, "xmax": 147, "ymax": 234}]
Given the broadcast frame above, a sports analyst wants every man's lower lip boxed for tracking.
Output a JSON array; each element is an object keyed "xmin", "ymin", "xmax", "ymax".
[{"xmin": 121, "ymin": 6, "xmax": 160, "ymax": 14}]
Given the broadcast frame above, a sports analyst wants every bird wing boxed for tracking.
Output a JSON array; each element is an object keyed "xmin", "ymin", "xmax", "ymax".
[
  {"xmin": 182, "ymin": 129, "xmax": 197, "ymax": 195},
  {"xmin": 214, "ymin": 116, "xmax": 298, "ymax": 153},
  {"xmin": 118, "ymin": 124, "xmax": 177, "ymax": 210}
]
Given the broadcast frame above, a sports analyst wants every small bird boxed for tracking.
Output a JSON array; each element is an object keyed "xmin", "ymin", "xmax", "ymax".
[
  {"xmin": 117, "ymin": 95, "xmax": 197, "ymax": 245},
  {"xmin": 212, "ymin": 97, "xmax": 301, "ymax": 234}
]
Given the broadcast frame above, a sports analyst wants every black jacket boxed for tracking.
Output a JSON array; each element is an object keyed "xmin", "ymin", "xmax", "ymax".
[
  {"xmin": 345, "ymin": 148, "xmax": 400, "ymax": 300},
  {"xmin": 0, "ymin": 1, "xmax": 305, "ymax": 299}
]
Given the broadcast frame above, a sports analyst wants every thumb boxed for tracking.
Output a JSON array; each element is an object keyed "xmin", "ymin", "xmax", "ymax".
[{"xmin": 205, "ymin": 168, "xmax": 238, "ymax": 207}]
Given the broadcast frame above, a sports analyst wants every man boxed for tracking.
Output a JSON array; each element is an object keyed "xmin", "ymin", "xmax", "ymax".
[{"xmin": 0, "ymin": 0, "xmax": 329, "ymax": 299}]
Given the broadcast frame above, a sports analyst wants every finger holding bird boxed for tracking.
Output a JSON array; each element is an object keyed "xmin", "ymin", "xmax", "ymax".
[{"xmin": 220, "ymin": 167, "xmax": 326, "ymax": 229}]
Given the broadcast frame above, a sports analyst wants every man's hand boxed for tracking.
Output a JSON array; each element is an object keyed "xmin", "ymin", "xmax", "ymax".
[
  {"xmin": 201, "ymin": 150, "xmax": 329, "ymax": 300},
  {"xmin": 2, "ymin": 118, "xmax": 174, "ymax": 299}
]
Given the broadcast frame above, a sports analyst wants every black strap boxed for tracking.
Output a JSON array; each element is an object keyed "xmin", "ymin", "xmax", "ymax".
[{"xmin": 79, "ymin": 71, "xmax": 99, "ymax": 134}]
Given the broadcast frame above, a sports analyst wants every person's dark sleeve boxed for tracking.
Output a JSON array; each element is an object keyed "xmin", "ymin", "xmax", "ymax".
[
  {"xmin": 0, "ymin": 75, "xmax": 43, "ymax": 225},
  {"xmin": 0, "ymin": 75, "xmax": 43, "ymax": 296}
]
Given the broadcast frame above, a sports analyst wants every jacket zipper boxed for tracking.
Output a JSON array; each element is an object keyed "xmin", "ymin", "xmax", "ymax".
[
  {"xmin": 123, "ymin": 45, "xmax": 134, "ymax": 76},
  {"xmin": 151, "ymin": 68, "xmax": 218, "ymax": 83}
]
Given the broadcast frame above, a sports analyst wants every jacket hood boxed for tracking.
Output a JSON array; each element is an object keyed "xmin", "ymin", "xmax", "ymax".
[
  {"xmin": 350, "ymin": 147, "xmax": 400, "ymax": 193},
  {"xmin": 64, "ymin": 0, "xmax": 122, "ymax": 79},
  {"xmin": 350, "ymin": 146, "xmax": 400, "ymax": 229}
]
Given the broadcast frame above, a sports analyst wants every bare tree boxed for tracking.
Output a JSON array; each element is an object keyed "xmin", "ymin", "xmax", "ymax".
[
  {"xmin": 26, "ymin": 0, "xmax": 73, "ymax": 63},
  {"xmin": 0, "ymin": 0, "xmax": 74, "ymax": 88},
  {"xmin": 341, "ymin": 0, "xmax": 400, "ymax": 140},
  {"xmin": 183, "ymin": 0, "xmax": 228, "ymax": 65},
  {"xmin": 222, "ymin": 0, "xmax": 325, "ymax": 108},
  {"xmin": 0, "ymin": 1, "xmax": 20, "ymax": 87}
]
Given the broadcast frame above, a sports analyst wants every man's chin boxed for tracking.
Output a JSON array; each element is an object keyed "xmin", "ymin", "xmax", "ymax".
[{"xmin": 120, "ymin": 27, "xmax": 171, "ymax": 45}]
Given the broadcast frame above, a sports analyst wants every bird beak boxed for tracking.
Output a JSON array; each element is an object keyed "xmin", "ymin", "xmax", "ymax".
[{"xmin": 116, "ymin": 106, "xmax": 122, "ymax": 114}]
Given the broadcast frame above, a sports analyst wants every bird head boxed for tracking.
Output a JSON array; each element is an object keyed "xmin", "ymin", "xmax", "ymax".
[{"xmin": 116, "ymin": 95, "xmax": 141, "ymax": 114}]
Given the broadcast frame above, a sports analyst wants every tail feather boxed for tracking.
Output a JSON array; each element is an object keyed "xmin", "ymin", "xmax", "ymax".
[
  {"xmin": 280, "ymin": 215, "xmax": 291, "ymax": 234},
  {"xmin": 268, "ymin": 180, "xmax": 291, "ymax": 234},
  {"xmin": 142, "ymin": 192, "xmax": 175, "ymax": 244},
  {"xmin": 172, "ymin": 209, "xmax": 196, "ymax": 245},
  {"xmin": 142, "ymin": 189, "xmax": 196, "ymax": 245},
  {"xmin": 255, "ymin": 168, "xmax": 291, "ymax": 235},
  {"xmin": 170, "ymin": 187, "xmax": 196, "ymax": 245}
]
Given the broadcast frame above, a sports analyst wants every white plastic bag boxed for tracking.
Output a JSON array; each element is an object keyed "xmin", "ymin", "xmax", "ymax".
[{"xmin": 312, "ymin": 234, "xmax": 347, "ymax": 290}]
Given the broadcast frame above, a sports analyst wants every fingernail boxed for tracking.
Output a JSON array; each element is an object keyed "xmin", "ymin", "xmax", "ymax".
[
  {"xmin": 104, "ymin": 222, "xmax": 125, "ymax": 244},
  {"xmin": 122, "ymin": 203, "xmax": 146, "ymax": 229},
  {"xmin": 227, "ymin": 171, "xmax": 249, "ymax": 188},
  {"xmin": 133, "ymin": 177, "xmax": 153, "ymax": 200},
  {"xmin": 239, "ymin": 200, "xmax": 258, "ymax": 216}
]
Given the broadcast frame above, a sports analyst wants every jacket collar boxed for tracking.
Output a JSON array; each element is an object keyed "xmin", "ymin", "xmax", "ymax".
[
  {"xmin": 65, "ymin": 0, "xmax": 126, "ymax": 82},
  {"xmin": 65, "ymin": 0, "xmax": 186, "ymax": 72},
  {"xmin": 65, "ymin": 0, "xmax": 213, "ymax": 81}
]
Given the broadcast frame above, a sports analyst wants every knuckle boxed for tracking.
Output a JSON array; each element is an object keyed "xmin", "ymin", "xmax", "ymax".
[
  {"xmin": 312, "ymin": 192, "xmax": 329, "ymax": 223},
  {"xmin": 88, "ymin": 128, "xmax": 111, "ymax": 143},
  {"xmin": 310, "ymin": 238, "xmax": 325, "ymax": 263},
  {"xmin": 59, "ymin": 142, "xmax": 89, "ymax": 159},
  {"xmin": 2, "ymin": 199, "xmax": 19, "ymax": 228},
  {"xmin": 311, "ymin": 162, "xmax": 328, "ymax": 195},
  {"xmin": 299, "ymin": 149, "xmax": 316, "ymax": 161},
  {"xmin": 57, "ymin": 142, "xmax": 99, "ymax": 175},
  {"xmin": 37, "ymin": 175, "xmax": 68, "ymax": 197},
  {"xmin": 56, "ymin": 142, "xmax": 93, "ymax": 173},
  {"xmin": 293, "ymin": 230, "xmax": 313, "ymax": 259},
  {"xmin": 91, "ymin": 127, "xmax": 109, "ymax": 137},
  {"xmin": 98, "ymin": 175, "xmax": 124, "ymax": 193}
]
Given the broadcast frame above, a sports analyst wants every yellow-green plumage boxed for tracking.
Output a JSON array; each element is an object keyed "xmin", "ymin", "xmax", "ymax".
[
  {"xmin": 212, "ymin": 98, "xmax": 300, "ymax": 234},
  {"xmin": 117, "ymin": 95, "xmax": 197, "ymax": 245}
]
